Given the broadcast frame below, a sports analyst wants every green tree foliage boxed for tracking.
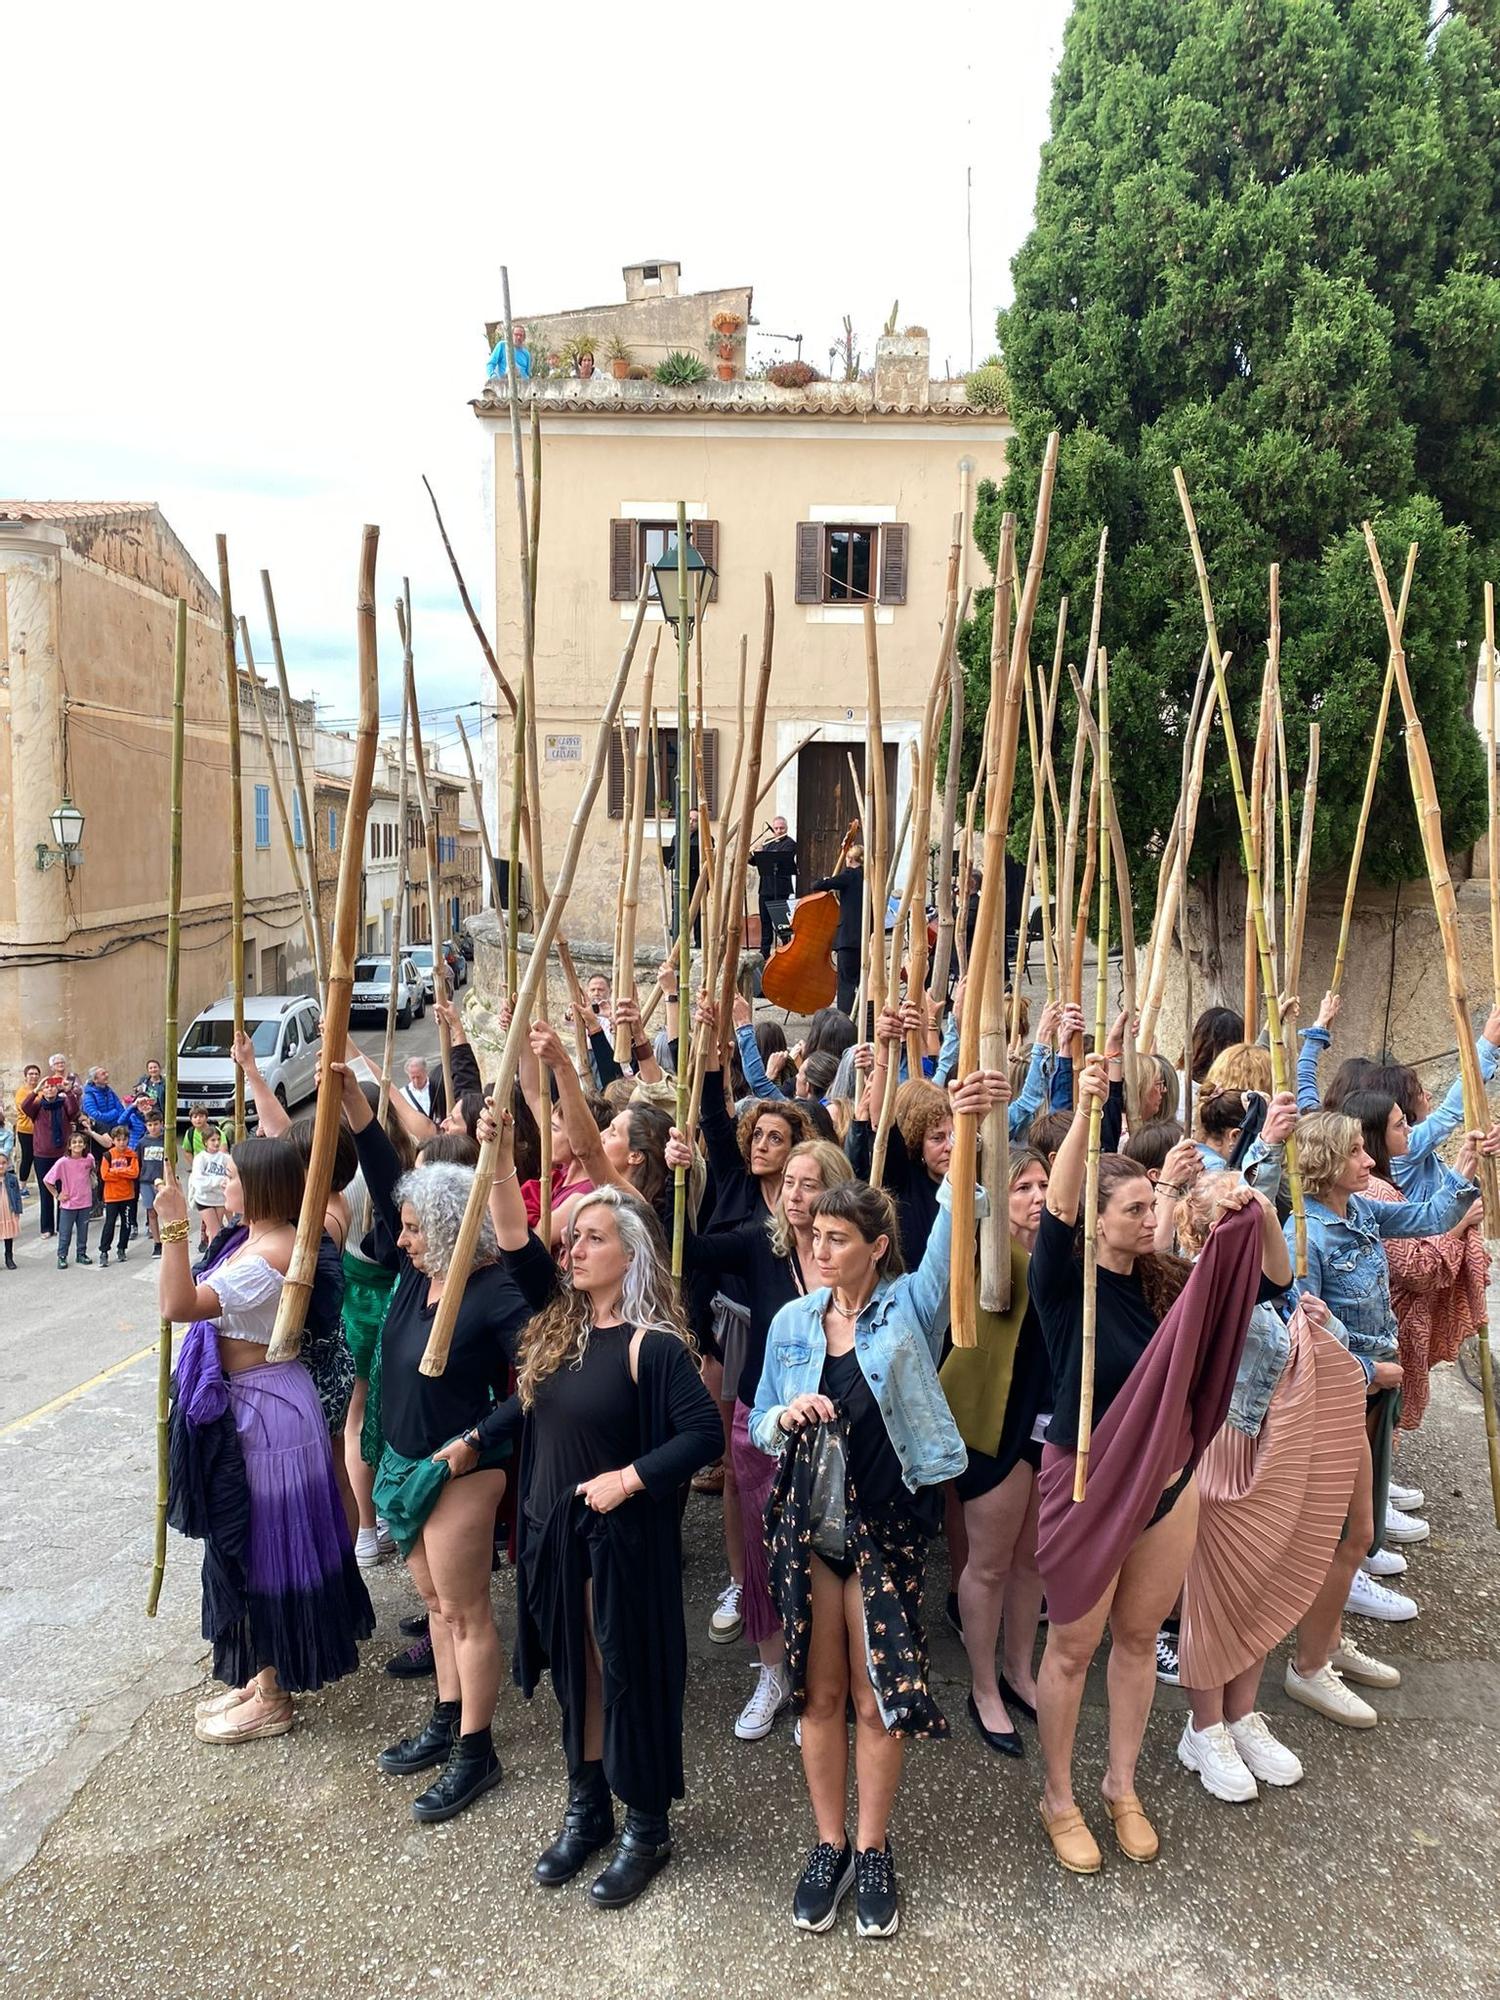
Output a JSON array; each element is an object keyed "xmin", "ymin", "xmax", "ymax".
[{"xmin": 962, "ymin": 0, "xmax": 1498, "ymax": 912}]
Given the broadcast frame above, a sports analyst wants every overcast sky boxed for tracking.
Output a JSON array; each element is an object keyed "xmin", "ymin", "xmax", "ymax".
[{"xmin": 3, "ymin": 0, "xmax": 1069, "ymax": 769}]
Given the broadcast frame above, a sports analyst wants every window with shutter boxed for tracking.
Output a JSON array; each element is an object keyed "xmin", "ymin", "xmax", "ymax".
[
  {"xmin": 608, "ymin": 724, "xmax": 718, "ymax": 818},
  {"xmin": 794, "ymin": 522, "xmax": 822, "ymax": 603},
  {"xmin": 878, "ymin": 522, "xmax": 909, "ymax": 604},
  {"xmin": 690, "ymin": 519, "xmax": 720, "ymax": 601},
  {"xmin": 609, "ymin": 519, "xmax": 636, "ymax": 600}
]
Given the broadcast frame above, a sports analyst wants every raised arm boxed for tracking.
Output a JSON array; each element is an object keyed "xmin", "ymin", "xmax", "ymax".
[
  {"xmin": 1046, "ymin": 1054, "xmax": 1108, "ymax": 1224},
  {"xmin": 531, "ymin": 1019, "xmax": 622, "ymax": 1191},
  {"xmin": 232, "ymin": 1031, "xmax": 287, "ymax": 1137},
  {"xmin": 897, "ymin": 1069, "xmax": 1004, "ymax": 1355}
]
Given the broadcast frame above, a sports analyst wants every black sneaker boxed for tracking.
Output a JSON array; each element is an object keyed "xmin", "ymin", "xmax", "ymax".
[
  {"xmin": 75, "ymin": 1253, "xmax": 93, "ymax": 1266},
  {"xmin": 99, "ymin": 1251, "xmax": 110, "ymax": 1268},
  {"xmin": 152, "ymin": 1244, "xmax": 162, "ymax": 1258},
  {"xmin": 385, "ymin": 1634, "xmax": 436, "ymax": 1679},
  {"xmin": 398, "ymin": 1610, "xmax": 431, "ymax": 1639},
  {"xmin": 792, "ymin": 1839, "xmax": 854, "ymax": 1933},
  {"xmin": 1155, "ymin": 1628, "xmax": 1180, "ymax": 1686},
  {"xmin": 854, "ymin": 1843, "xmax": 899, "ymax": 1938}
]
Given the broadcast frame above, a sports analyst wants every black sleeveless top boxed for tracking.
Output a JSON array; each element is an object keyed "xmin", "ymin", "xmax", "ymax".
[{"xmin": 524, "ymin": 1323, "xmax": 639, "ymax": 1526}]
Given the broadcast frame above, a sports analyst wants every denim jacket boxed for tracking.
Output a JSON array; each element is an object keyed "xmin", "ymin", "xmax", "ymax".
[
  {"xmin": 1226, "ymin": 1301, "xmax": 1291, "ymax": 1438},
  {"xmin": 749, "ymin": 1178, "xmax": 973, "ymax": 1490},
  {"xmin": 1291, "ymin": 1167, "xmax": 1477, "ymax": 1382},
  {"xmin": 1297, "ymin": 1024, "xmax": 1499, "ymax": 1202}
]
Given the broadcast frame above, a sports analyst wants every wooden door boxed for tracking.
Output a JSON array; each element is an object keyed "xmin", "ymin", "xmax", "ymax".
[{"xmin": 795, "ymin": 741, "xmax": 898, "ymax": 890}]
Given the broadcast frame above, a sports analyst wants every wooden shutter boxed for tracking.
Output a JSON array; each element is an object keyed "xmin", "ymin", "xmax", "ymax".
[
  {"xmin": 702, "ymin": 729, "xmax": 720, "ymax": 815},
  {"xmin": 690, "ymin": 519, "xmax": 720, "ymax": 601},
  {"xmin": 609, "ymin": 518, "xmax": 636, "ymax": 600},
  {"xmin": 878, "ymin": 522, "xmax": 909, "ymax": 604},
  {"xmin": 607, "ymin": 726, "xmax": 626, "ymax": 818},
  {"xmin": 794, "ymin": 521, "xmax": 822, "ymax": 604}
]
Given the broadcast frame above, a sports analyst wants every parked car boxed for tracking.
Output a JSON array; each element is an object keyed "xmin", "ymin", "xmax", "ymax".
[
  {"xmin": 351, "ymin": 955, "xmax": 426, "ymax": 1028},
  {"xmin": 176, "ymin": 994, "xmax": 322, "ymax": 1126},
  {"xmin": 405, "ymin": 944, "xmax": 438, "ymax": 1000}
]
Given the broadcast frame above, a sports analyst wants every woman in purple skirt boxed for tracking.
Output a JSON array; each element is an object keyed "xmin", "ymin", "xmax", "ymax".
[{"xmin": 159, "ymin": 1136, "xmax": 373, "ymax": 1743}]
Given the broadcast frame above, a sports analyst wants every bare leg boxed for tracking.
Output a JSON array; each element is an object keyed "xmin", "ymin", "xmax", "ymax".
[
  {"xmin": 960, "ymin": 1463, "xmax": 1034, "ymax": 1731},
  {"xmin": 801, "ymin": 1556, "xmax": 853, "ymax": 1845},
  {"xmin": 1038, "ymin": 1582, "xmax": 1117, "ymax": 1817},
  {"xmin": 345, "ymin": 1380, "xmax": 377, "ymax": 1534},
  {"xmin": 1001, "ymin": 1475, "xmax": 1044, "ymax": 1706},
  {"xmin": 1101, "ymin": 1481, "xmax": 1200, "ymax": 1808},
  {"xmin": 1295, "ymin": 1430, "xmax": 1374, "ymax": 1675},
  {"xmin": 844, "ymin": 1572, "xmax": 904, "ymax": 1851},
  {"xmin": 421, "ymin": 1468, "xmax": 508, "ymax": 1732},
  {"xmin": 406, "ymin": 1537, "xmax": 460, "ymax": 1704},
  {"xmin": 944, "ymin": 1480, "xmax": 969, "ymax": 1592},
  {"xmin": 330, "ymin": 1426, "xmax": 358, "ymax": 1539},
  {"xmin": 1221, "ymin": 1657, "xmax": 1268, "ymax": 1725}
]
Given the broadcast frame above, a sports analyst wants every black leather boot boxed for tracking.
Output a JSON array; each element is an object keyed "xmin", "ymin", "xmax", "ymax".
[
  {"xmin": 589, "ymin": 1807, "xmax": 671, "ymax": 1908},
  {"xmin": 377, "ymin": 1699, "xmax": 459, "ymax": 1776},
  {"xmin": 412, "ymin": 1727, "xmax": 502, "ymax": 1823},
  {"xmin": 535, "ymin": 1762, "xmax": 614, "ymax": 1887}
]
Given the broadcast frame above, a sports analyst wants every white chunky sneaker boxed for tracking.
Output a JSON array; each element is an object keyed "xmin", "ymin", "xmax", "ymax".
[
  {"xmin": 1284, "ymin": 1660, "xmax": 1377, "ymax": 1729},
  {"xmin": 354, "ymin": 1526, "xmax": 381, "ymax": 1570},
  {"xmin": 1363, "ymin": 1546, "xmax": 1407, "ymax": 1579},
  {"xmin": 1177, "ymin": 1719, "xmax": 1258, "ymax": 1801},
  {"xmin": 1383, "ymin": 1505, "xmax": 1430, "ymax": 1545},
  {"xmin": 1388, "ymin": 1479, "xmax": 1424, "ymax": 1511},
  {"xmin": 1331, "ymin": 1639, "xmax": 1401, "ymax": 1689},
  {"xmin": 734, "ymin": 1663, "xmax": 790, "ymax": 1741},
  {"xmin": 374, "ymin": 1518, "xmax": 397, "ymax": 1558},
  {"xmin": 1346, "ymin": 1569, "xmax": 1418, "ymax": 1622},
  {"xmin": 1227, "ymin": 1712, "xmax": 1304, "ymax": 1786},
  {"xmin": 709, "ymin": 1581, "xmax": 744, "ymax": 1644}
]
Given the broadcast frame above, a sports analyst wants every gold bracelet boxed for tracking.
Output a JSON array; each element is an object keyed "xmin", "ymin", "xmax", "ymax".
[{"xmin": 159, "ymin": 1220, "xmax": 190, "ymax": 1244}]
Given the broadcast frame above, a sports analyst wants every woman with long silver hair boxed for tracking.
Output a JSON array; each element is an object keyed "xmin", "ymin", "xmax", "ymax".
[{"xmin": 480, "ymin": 1101, "xmax": 721, "ymax": 1912}]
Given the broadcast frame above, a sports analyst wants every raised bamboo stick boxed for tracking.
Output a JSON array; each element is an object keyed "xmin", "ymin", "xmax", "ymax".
[
  {"xmin": 1286, "ymin": 722, "xmax": 1320, "ymax": 1004},
  {"xmin": 612, "ymin": 718, "xmax": 633, "ymax": 1005},
  {"xmin": 507, "ymin": 677, "xmax": 525, "ymax": 997},
  {"xmin": 650, "ymin": 705, "xmax": 671, "ymax": 953},
  {"xmin": 1245, "ymin": 659, "xmax": 1272, "ymax": 1031},
  {"xmin": 455, "ymin": 713, "xmax": 499, "ymax": 918},
  {"xmin": 380, "ymin": 681, "xmax": 412, "ymax": 1124},
  {"xmin": 400, "ymin": 586, "xmax": 455, "ymax": 1111},
  {"xmin": 216, "ymin": 537, "xmax": 246, "ymax": 1143},
  {"xmin": 713, "ymin": 581, "xmax": 775, "ymax": 1054},
  {"xmin": 1485, "ymin": 581, "xmax": 1499, "ymax": 1011},
  {"xmin": 902, "ymin": 520, "xmax": 962, "ymax": 1076},
  {"xmin": 1271, "ymin": 568, "xmax": 1292, "ymax": 994},
  {"xmin": 616, "ymin": 652, "xmax": 658, "ymax": 1064},
  {"xmin": 1138, "ymin": 656, "xmax": 1217, "ymax": 1057},
  {"xmin": 242, "ymin": 617, "xmax": 321, "ymax": 981},
  {"xmin": 1068, "ymin": 759, "xmax": 1100, "ymax": 1087},
  {"xmin": 261, "ymin": 569, "xmax": 327, "ymax": 998},
  {"xmin": 955, "ymin": 785, "xmax": 978, "ymax": 980},
  {"xmin": 1075, "ymin": 646, "xmax": 1114, "ymax": 1502},
  {"xmin": 1139, "ymin": 650, "xmax": 1208, "ymax": 1034},
  {"xmin": 931, "ymin": 475, "xmax": 975, "ymax": 998},
  {"xmin": 1068, "ymin": 665, "xmax": 1139, "ymax": 1125},
  {"xmin": 873, "ymin": 742, "xmax": 923, "ymax": 1183},
  {"xmin": 146, "ymin": 598, "xmax": 187, "ymax": 1619},
  {"xmin": 529, "ymin": 403, "xmax": 542, "ymax": 622},
  {"xmin": 268, "ymin": 528, "xmax": 381, "ymax": 1363},
  {"xmin": 864, "ymin": 599, "xmax": 890, "ymax": 1033},
  {"xmin": 1010, "ymin": 797, "xmax": 1041, "ymax": 1051},
  {"xmin": 421, "ymin": 582, "xmax": 653, "ymax": 1376},
  {"xmin": 420, "ymin": 474, "xmax": 518, "ymax": 717},
  {"xmin": 1057, "ymin": 531, "xmax": 1108, "ymax": 1006}
]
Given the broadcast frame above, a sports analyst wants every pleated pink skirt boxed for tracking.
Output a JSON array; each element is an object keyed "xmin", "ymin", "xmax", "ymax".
[{"xmin": 1179, "ymin": 1310, "xmax": 1366, "ymax": 1690}]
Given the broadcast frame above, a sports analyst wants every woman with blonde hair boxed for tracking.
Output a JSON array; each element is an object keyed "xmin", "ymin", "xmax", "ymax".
[{"xmin": 485, "ymin": 1112, "xmax": 721, "ymax": 1909}]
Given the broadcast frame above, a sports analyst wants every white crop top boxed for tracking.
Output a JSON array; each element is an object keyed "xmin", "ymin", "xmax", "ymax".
[{"xmin": 209, "ymin": 1253, "xmax": 285, "ymax": 1344}]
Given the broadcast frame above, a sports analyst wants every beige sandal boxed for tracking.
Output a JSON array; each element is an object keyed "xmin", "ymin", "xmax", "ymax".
[
  {"xmin": 194, "ymin": 1683, "xmax": 255, "ymax": 1721},
  {"xmin": 1038, "ymin": 1799, "xmax": 1102, "ymax": 1875},
  {"xmin": 1104, "ymin": 1791, "xmax": 1159, "ymax": 1863},
  {"xmin": 194, "ymin": 1695, "xmax": 294, "ymax": 1745}
]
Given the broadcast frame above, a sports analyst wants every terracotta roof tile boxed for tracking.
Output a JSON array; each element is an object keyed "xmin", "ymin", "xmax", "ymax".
[{"xmin": 0, "ymin": 500, "xmax": 159, "ymax": 520}]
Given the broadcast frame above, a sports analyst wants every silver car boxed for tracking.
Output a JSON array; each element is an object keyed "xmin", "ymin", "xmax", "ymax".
[{"xmin": 351, "ymin": 955, "xmax": 426, "ymax": 1028}]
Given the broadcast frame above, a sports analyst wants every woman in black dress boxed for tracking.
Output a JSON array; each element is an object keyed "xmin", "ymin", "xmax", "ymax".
[{"xmin": 479, "ymin": 1105, "xmax": 722, "ymax": 1909}]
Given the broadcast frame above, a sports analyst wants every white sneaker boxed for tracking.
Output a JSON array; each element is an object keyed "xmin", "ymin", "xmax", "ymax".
[
  {"xmin": 793, "ymin": 1716, "xmax": 802, "ymax": 1749},
  {"xmin": 1346, "ymin": 1569, "xmax": 1418, "ymax": 1622},
  {"xmin": 1363, "ymin": 1546, "xmax": 1408, "ymax": 1579},
  {"xmin": 1388, "ymin": 1479, "xmax": 1424, "ymax": 1511},
  {"xmin": 734, "ymin": 1664, "xmax": 790, "ymax": 1741},
  {"xmin": 1227, "ymin": 1712, "xmax": 1304, "ymax": 1787},
  {"xmin": 354, "ymin": 1526, "xmax": 380, "ymax": 1570},
  {"xmin": 374, "ymin": 1518, "xmax": 396, "ymax": 1558},
  {"xmin": 709, "ymin": 1581, "xmax": 744, "ymax": 1644},
  {"xmin": 1331, "ymin": 1639, "xmax": 1401, "ymax": 1689},
  {"xmin": 1383, "ymin": 1505, "xmax": 1430, "ymax": 1545},
  {"xmin": 1177, "ymin": 1720, "xmax": 1258, "ymax": 1802},
  {"xmin": 1283, "ymin": 1660, "xmax": 1377, "ymax": 1729}
]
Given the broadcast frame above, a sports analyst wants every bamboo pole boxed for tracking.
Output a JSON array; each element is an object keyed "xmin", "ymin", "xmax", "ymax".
[
  {"xmin": 420, "ymin": 582, "xmax": 652, "ymax": 1375},
  {"xmin": 400, "ymin": 586, "xmax": 454, "ymax": 1111},
  {"xmin": 216, "ymin": 537, "xmax": 246, "ymax": 1143},
  {"xmin": 672, "ymin": 510, "xmax": 694, "ymax": 1277},
  {"xmin": 507, "ymin": 681, "xmax": 525, "ymax": 998},
  {"xmin": 261, "ymin": 569, "xmax": 327, "ymax": 998},
  {"xmin": 612, "ymin": 717, "xmax": 633, "ymax": 1007},
  {"xmin": 616, "ymin": 651, "xmax": 658, "ymax": 1064},
  {"xmin": 529, "ymin": 403, "xmax": 543, "ymax": 622},
  {"xmin": 1271, "ymin": 567, "xmax": 1292, "ymax": 996},
  {"xmin": 650, "ymin": 705, "xmax": 671, "ymax": 953},
  {"xmin": 1484, "ymin": 580, "xmax": 1499, "ymax": 1011},
  {"xmin": 1074, "ymin": 646, "xmax": 1114, "ymax": 1502},
  {"xmin": 1138, "ymin": 657, "xmax": 1218, "ymax": 1057},
  {"xmin": 1245, "ymin": 660, "xmax": 1272, "ymax": 1032},
  {"xmin": 268, "ymin": 528, "xmax": 382, "ymax": 1363},
  {"xmin": 380, "ymin": 681, "xmax": 412, "ymax": 1125},
  {"xmin": 931, "ymin": 472, "xmax": 974, "ymax": 998},
  {"xmin": 1331, "ymin": 545, "xmax": 1417, "ymax": 996},
  {"xmin": 1010, "ymin": 796, "xmax": 1041, "ymax": 1051},
  {"xmin": 846, "ymin": 753, "xmax": 871, "ymax": 1032},
  {"xmin": 955, "ymin": 785, "xmax": 978, "ymax": 980},
  {"xmin": 714, "ymin": 582, "xmax": 775, "ymax": 1053},
  {"xmin": 420, "ymin": 475, "xmax": 518, "ymax": 717},
  {"xmin": 455, "ymin": 713, "xmax": 499, "ymax": 918},
  {"xmin": 242, "ymin": 617, "xmax": 321, "ymax": 980},
  {"xmin": 1068, "ymin": 666, "xmax": 1139, "ymax": 1127},
  {"xmin": 903, "ymin": 520, "xmax": 962, "ymax": 1076},
  {"xmin": 1068, "ymin": 760, "xmax": 1100, "ymax": 1087},
  {"xmin": 1057, "ymin": 531, "xmax": 1107, "ymax": 1007},
  {"xmin": 872, "ymin": 742, "xmax": 923, "ymax": 1183},
  {"xmin": 864, "ymin": 599, "xmax": 890, "ymax": 1033},
  {"xmin": 1175, "ymin": 470, "xmax": 1307, "ymax": 1272},
  {"xmin": 1286, "ymin": 723, "xmax": 1320, "ymax": 1004},
  {"xmin": 146, "ymin": 598, "xmax": 187, "ymax": 1619}
]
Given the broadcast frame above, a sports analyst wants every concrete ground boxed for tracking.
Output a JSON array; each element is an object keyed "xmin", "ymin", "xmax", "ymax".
[{"xmin": 5, "ymin": 1004, "xmax": 1500, "ymax": 1997}]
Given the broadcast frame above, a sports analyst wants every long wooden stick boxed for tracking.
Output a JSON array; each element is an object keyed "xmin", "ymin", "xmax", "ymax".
[
  {"xmin": 400, "ymin": 586, "xmax": 454, "ymax": 1111},
  {"xmin": 1069, "ymin": 666, "xmax": 1139, "ymax": 1126},
  {"xmin": 261, "ymin": 569, "xmax": 326, "ymax": 998},
  {"xmin": 421, "ymin": 474, "xmax": 518, "ymax": 717},
  {"xmin": 242, "ymin": 617, "xmax": 321, "ymax": 981},
  {"xmin": 268, "ymin": 528, "xmax": 381, "ymax": 1362},
  {"xmin": 1245, "ymin": 660, "xmax": 1272, "ymax": 1032},
  {"xmin": 216, "ymin": 537, "xmax": 246, "ymax": 1143},
  {"xmin": 1286, "ymin": 722, "xmax": 1320, "ymax": 1004},
  {"xmin": 955, "ymin": 785, "xmax": 978, "ymax": 980},
  {"xmin": 456, "ymin": 713, "xmax": 499, "ymax": 918},
  {"xmin": 902, "ymin": 519, "xmax": 962, "ymax": 1075},
  {"xmin": 501, "ymin": 268, "xmax": 550, "ymax": 1015},
  {"xmin": 864, "ymin": 599, "xmax": 890, "ymax": 1032},
  {"xmin": 380, "ymin": 680, "xmax": 412, "ymax": 1124},
  {"xmin": 507, "ymin": 681, "xmax": 526, "ymax": 998},
  {"xmin": 873, "ymin": 743, "xmax": 923, "ymax": 1182},
  {"xmin": 672, "ymin": 511, "xmax": 694, "ymax": 1277},
  {"xmin": 715, "ymin": 582, "xmax": 775, "ymax": 1043},
  {"xmin": 1057, "ymin": 531, "xmax": 1107, "ymax": 1006},
  {"xmin": 146, "ymin": 598, "xmax": 187, "ymax": 1619},
  {"xmin": 649, "ymin": 705, "xmax": 671, "ymax": 953},
  {"xmin": 1485, "ymin": 580, "xmax": 1499, "ymax": 1011},
  {"xmin": 1075, "ymin": 647, "xmax": 1114, "ymax": 1502},
  {"xmin": 616, "ymin": 652, "xmax": 658, "ymax": 1063},
  {"xmin": 1138, "ymin": 655, "xmax": 1217, "ymax": 1056},
  {"xmin": 421, "ymin": 582, "xmax": 652, "ymax": 1376}
]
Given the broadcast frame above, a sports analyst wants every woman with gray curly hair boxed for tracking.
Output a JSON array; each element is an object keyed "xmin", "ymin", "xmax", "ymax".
[{"xmin": 335, "ymin": 1059, "xmax": 531, "ymax": 1827}]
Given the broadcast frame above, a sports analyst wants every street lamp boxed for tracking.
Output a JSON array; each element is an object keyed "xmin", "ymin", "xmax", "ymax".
[
  {"xmin": 649, "ymin": 535, "xmax": 715, "ymax": 638},
  {"xmin": 36, "ymin": 795, "xmax": 85, "ymax": 871}
]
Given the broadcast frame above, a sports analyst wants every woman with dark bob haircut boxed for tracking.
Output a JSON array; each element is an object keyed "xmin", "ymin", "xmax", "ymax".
[{"xmin": 159, "ymin": 1134, "xmax": 374, "ymax": 1746}]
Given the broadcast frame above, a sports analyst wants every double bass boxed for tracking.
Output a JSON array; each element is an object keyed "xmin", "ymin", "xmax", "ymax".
[{"xmin": 760, "ymin": 819, "xmax": 859, "ymax": 1014}]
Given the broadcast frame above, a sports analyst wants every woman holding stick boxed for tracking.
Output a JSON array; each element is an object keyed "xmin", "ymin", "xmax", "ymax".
[
  {"xmin": 1029, "ymin": 1056, "xmax": 1292, "ymax": 1874},
  {"xmin": 335, "ymin": 1062, "xmax": 526, "ymax": 1824},
  {"xmin": 159, "ymin": 1137, "xmax": 373, "ymax": 1744},
  {"xmin": 750, "ymin": 1068, "xmax": 1004, "ymax": 1941},
  {"xmin": 483, "ymin": 1110, "xmax": 722, "ymax": 1909}
]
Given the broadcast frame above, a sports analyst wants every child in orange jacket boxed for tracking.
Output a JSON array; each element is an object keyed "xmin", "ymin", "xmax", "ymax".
[{"xmin": 99, "ymin": 1126, "xmax": 139, "ymax": 1266}]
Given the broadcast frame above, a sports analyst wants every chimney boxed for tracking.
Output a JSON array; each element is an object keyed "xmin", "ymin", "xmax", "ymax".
[
  {"xmin": 623, "ymin": 259, "xmax": 681, "ymax": 302},
  {"xmin": 873, "ymin": 330, "xmax": 931, "ymax": 411}
]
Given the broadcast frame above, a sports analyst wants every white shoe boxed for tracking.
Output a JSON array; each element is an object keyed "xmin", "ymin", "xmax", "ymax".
[
  {"xmin": 1388, "ymin": 1479, "xmax": 1424, "ymax": 1511},
  {"xmin": 709, "ymin": 1581, "xmax": 744, "ymax": 1644},
  {"xmin": 374, "ymin": 1518, "xmax": 396, "ymax": 1558},
  {"xmin": 793, "ymin": 1716, "xmax": 802, "ymax": 1749},
  {"xmin": 1331, "ymin": 1638, "xmax": 1401, "ymax": 1689},
  {"xmin": 1283, "ymin": 1660, "xmax": 1377, "ymax": 1729},
  {"xmin": 734, "ymin": 1664, "xmax": 790, "ymax": 1741},
  {"xmin": 1177, "ymin": 1720, "xmax": 1258, "ymax": 1802},
  {"xmin": 1383, "ymin": 1505, "xmax": 1429, "ymax": 1545},
  {"xmin": 1227, "ymin": 1712, "xmax": 1304, "ymax": 1787},
  {"xmin": 1363, "ymin": 1546, "xmax": 1408, "ymax": 1578},
  {"xmin": 354, "ymin": 1526, "xmax": 380, "ymax": 1570},
  {"xmin": 1346, "ymin": 1569, "xmax": 1418, "ymax": 1622}
]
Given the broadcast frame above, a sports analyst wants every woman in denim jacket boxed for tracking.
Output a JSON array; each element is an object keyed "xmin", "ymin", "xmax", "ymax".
[{"xmin": 751, "ymin": 1068, "xmax": 1003, "ymax": 1941}]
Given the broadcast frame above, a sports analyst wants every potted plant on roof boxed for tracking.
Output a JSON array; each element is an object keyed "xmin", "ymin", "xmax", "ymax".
[
  {"xmin": 605, "ymin": 332, "xmax": 633, "ymax": 380},
  {"xmin": 710, "ymin": 309, "xmax": 744, "ymax": 380}
]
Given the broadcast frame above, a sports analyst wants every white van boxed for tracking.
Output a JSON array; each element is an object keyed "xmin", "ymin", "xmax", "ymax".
[{"xmin": 176, "ymin": 994, "xmax": 323, "ymax": 1127}]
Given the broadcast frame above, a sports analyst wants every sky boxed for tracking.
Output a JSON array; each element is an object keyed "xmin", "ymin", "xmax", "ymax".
[{"xmin": 2, "ymin": 0, "xmax": 1070, "ymax": 771}]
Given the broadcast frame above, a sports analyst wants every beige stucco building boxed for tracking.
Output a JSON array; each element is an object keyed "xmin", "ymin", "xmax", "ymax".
[
  {"xmin": 475, "ymin": 264, "xmax": 1012, "ymax": 946},
  {"xmin": 0, "ymin": 502, "xmax": 317, "ymax": 1089}
]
